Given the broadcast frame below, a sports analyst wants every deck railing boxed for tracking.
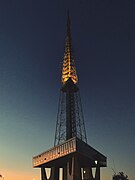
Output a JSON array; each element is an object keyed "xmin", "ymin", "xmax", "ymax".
[{"xmin": 33, "ymin": 137, "xmax": 76, "ymax": 167}]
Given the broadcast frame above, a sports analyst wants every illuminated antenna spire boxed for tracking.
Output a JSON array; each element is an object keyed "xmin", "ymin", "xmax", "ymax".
[{"xmin": 62, "ymin": 12, "xmax": 78, "ymax": 84}]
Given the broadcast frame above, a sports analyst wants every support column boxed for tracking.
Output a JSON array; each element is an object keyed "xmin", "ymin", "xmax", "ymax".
[
  {"xmin": 83, "ymin": 168, "xmax": 93, "ymax": 180},
  {"xmin": 49, "ymin": 167, "xmax": 59, "ymax": 180},
  {"xmin": 41, "ymin": 167, "xmax": 47, "ymax": 180},
  {"xmin": 63, "ymin": 166, "xmax": 67, "ymax": 180},
  {"xmin": 95, "ymin": 165, "xmax": 100, "ymax": 180},
  {"xmin": 67, "ymin": 156, "xmax": 82, "ymax": 180},
  {"xmin": 41, "ymin": 167, "xmax": 59, "ymax": 180}
]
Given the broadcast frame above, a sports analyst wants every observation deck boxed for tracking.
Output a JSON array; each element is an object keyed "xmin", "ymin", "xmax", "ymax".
[{"xmin": 33, "ymin": 137, "xmax": 107, "ymax": 168}]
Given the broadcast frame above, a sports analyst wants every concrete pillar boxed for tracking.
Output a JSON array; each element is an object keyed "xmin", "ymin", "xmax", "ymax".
[
  {"xmin": 67, "ymin": 156, "xmax": 82, "ymax": 180},
  {"xmin": 83, "ymin": 168, "xmax": 93, "ymax": 180},
  {"xmin": 95, "ymin": 165, "xmax": 100, "ymax": 180},
  {"xmin": 63, "ymin": 166, "xmax": 67, "ymax": 180},
  {"xmin": 41, "ymin": 167, "xmax": 47, "ymax": 180},
  {"xmin": 49, "ymin": 167, "xmax": 59, "ymax": 180},
  {"xmin": 41, "ymin": 167, "xmax": 59, "ymax": 180}
]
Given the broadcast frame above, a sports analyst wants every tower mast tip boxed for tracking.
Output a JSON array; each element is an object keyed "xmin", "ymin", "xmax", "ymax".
[{"xmin": 62, "ymin": 14, "xmax": 78, "ymax": 85}]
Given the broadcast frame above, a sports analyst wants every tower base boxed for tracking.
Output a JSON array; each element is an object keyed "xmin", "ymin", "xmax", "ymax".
[
  {"xmin": 41, "ymin": 157, "xmax": 101, "ymax": 180},
  {"xmin": 33, "ymin": 138, "xmax": 107, "ymax": 180}
]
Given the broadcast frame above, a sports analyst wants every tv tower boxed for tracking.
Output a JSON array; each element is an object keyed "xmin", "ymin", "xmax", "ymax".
[{"xmin": 33, "ymin": 13, "xmax": 107, "ymax": 180}]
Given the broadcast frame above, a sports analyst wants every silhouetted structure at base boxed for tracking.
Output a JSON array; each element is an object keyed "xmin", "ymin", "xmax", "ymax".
[
  {"xmin": 33, "ymin": 13, "xmax": 107, "ymax": 180},
  {"xmin": 33, "ymin": 137, "xmax": 106, "ymax": 180}
]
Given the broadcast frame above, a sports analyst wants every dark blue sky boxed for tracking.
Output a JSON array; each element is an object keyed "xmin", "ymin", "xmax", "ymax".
[{"xmin": 0, "ymin": 0, "xmax": 135, "ymax": 180}]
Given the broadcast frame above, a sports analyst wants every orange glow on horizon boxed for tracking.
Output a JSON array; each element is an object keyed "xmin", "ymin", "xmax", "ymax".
[{"xmin": 0, "ymin": 168, "xmax": 40, "ymax": 180}]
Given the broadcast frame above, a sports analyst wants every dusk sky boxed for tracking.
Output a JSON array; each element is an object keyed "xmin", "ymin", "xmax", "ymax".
[{"xmin": 0, "ymin": 0, "xmax": 135, "ymax": 180}]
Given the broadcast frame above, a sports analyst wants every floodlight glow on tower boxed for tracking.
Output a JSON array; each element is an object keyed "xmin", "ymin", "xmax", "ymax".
[{"xmin": 62, "ymin": 14, "xmax": 78, "ymax": 85}]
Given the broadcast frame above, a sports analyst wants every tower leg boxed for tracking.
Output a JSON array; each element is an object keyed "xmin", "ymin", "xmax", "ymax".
[
  {"xmin": 41, "ymin": 167, "xmax": 59, "ymax": 180},
  {"xmin": 63, "ymin": 166, "xmax": 67, "ymax": 180},
  {"xmin": 83, "ymin": 167, "xmax": 93, "ymax": 180},
  {"xmin": 41, "ymin": 167, "xmax": 47, "ymax": 180},
  {"xmin": 95, "ymin": 165, "xmax": 100, "ymax": 180},
  {"xmin": 67, "ymin": 156, "xmax": 82, "ymax": 180},
  {"xmin": 49, "ymin": 167, "xmax": 59, "ymax": 180}
]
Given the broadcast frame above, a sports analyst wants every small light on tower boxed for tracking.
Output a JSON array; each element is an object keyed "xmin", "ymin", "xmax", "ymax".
[{"xmin": 95, "ymin": 160, "xmax": 98, "ymax": 165}]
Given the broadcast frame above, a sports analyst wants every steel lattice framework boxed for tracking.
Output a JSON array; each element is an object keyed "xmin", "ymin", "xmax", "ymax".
[
  {"xmin": 54, "ymin": 88, "xmax": 87, "ymax": 145},
  {"xmin": 54, "ymin": 14, "xmax": 87, "ymax": 146}
]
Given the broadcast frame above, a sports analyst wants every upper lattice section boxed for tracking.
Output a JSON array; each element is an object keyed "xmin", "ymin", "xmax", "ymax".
[{"xmin": 61, "ymin": 14, "xmax": 78, "ymax": 85}]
